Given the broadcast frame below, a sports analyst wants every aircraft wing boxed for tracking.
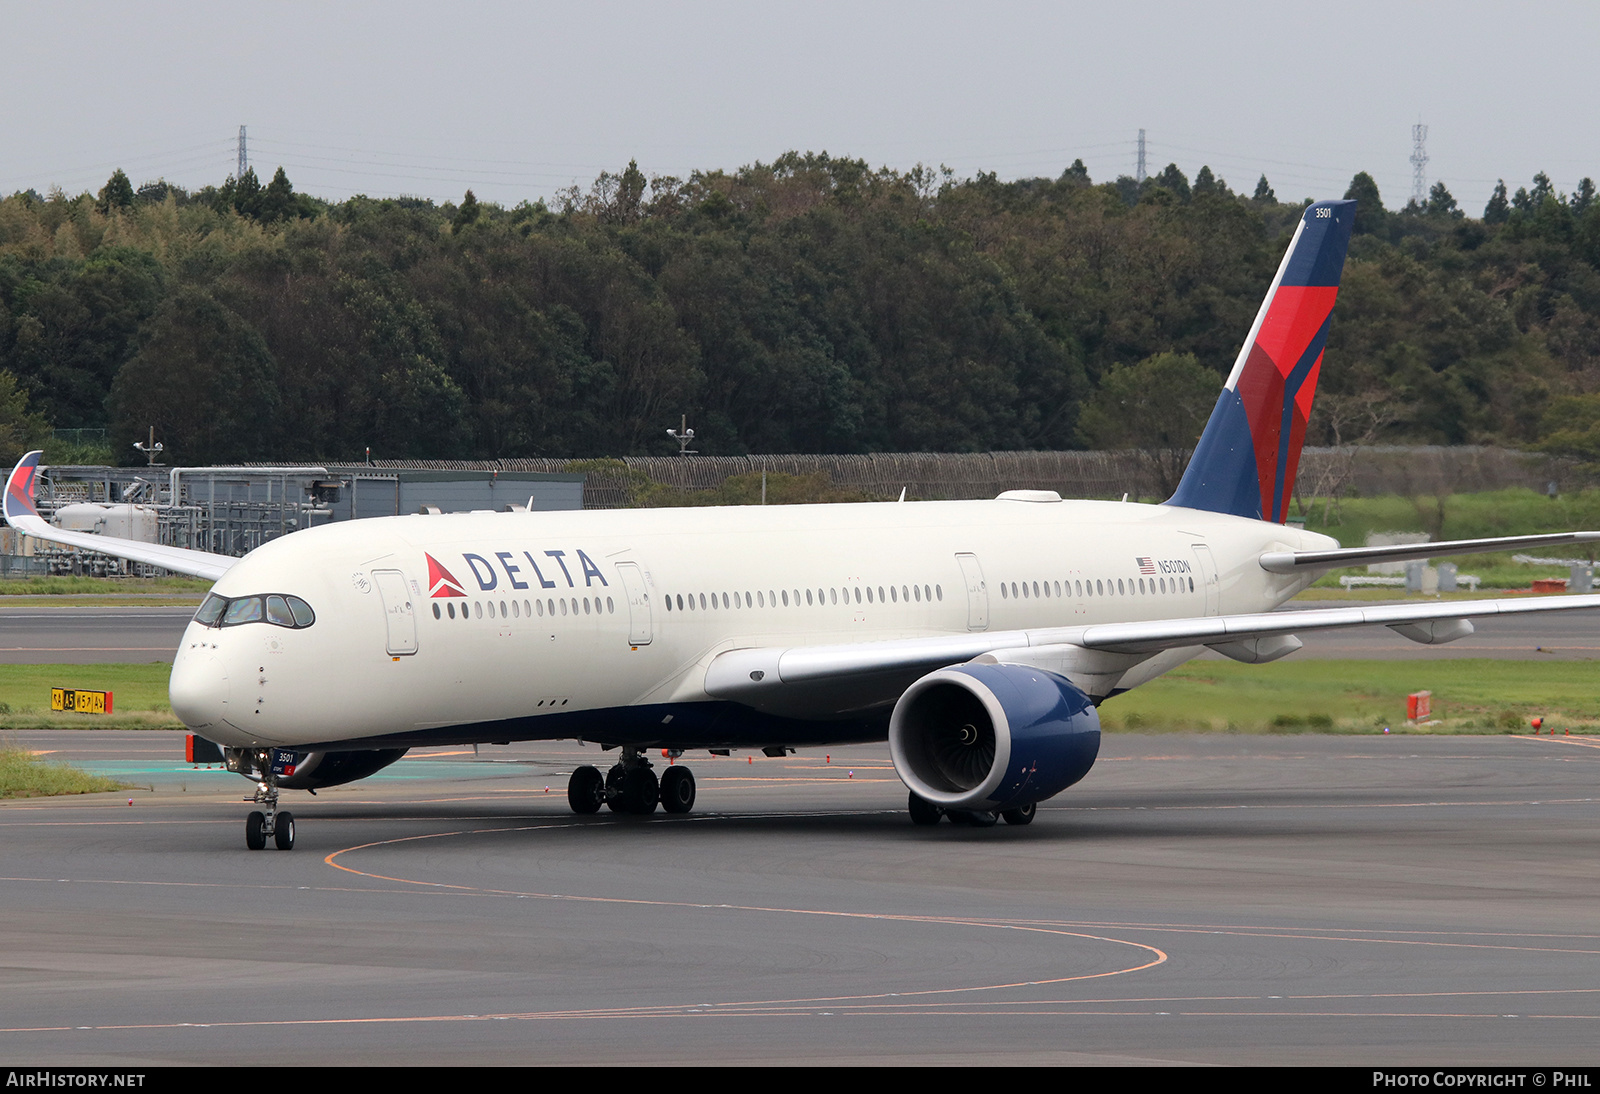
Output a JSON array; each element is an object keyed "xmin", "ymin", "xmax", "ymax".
[
  {"xmin": 1070, "ymin": 594, "xmax": 1600, "ymax": 653},
  {"xmin": 1259, "ymin": 532, "xmax": 1600, "ymax": 574},
  {"xmin": 706, "ymin": 593, "xmax": 1600, "ymax": 708},
  {"xmin": 4, "ymin": 451, "xmax": 236, "ymax": 581}
]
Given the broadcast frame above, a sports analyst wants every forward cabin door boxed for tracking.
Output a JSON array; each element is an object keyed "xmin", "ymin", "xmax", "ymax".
[
  {"xmin": 615, "ymin": 562, "xmax": 652, "ymax": 646},
  {"xmin": 372, "ymin": 569, "xmax": 418, "ymax": 655},
  {"xmin": 956, "ymin": 552, "xmax": 989, "ymax": 632}
]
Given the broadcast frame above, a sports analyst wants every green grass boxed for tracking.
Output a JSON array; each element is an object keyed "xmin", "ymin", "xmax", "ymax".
[
  {"xmin": 0, "ymin": 575, "xmax": 211, "ymax": 598},
  {"xmin": 1298, "ymin": 488, "xmax": 1600, "ymax": 548},
  {"xmin": 0, "ymin": 745, "xmax": 129, "ymax": 797},
  {"xmin": 1293, "ymin": 586, "xmax": 1542, "ymax": 602},
  {"xmin": 1308, "ymin": 554, "xmax": 1579, "ymax": 592},
  {"xmin": 1276, "ymin": 488, "xmax": 1600, "ymax": 592},
  {"xmin": 1100, "ymin": 658, "xmax": 1600, "ymax": 734},
  {"xmin": 0, "ymin": 664, "xmax": 180, "ymax": 730}
]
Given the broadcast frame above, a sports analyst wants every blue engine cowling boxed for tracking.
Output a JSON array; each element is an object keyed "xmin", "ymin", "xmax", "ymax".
[{"xmin": 888, "ymin": 663, "xmax": 1100, "ymax": 813}]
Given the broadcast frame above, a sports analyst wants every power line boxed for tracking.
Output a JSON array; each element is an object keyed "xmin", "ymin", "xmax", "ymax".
[{"xmin": 0, "ymin": 140, "xmax": 234, "ymax": 191}]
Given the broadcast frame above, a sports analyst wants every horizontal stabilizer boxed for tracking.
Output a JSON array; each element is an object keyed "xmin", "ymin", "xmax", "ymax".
[
  {"xmin": 1259, "ymin": 532, "xmax": 1600, "ymax": 574},
  {"xmin": 3, "ymin": 451, "xmax": 236, "ymax": 581}
]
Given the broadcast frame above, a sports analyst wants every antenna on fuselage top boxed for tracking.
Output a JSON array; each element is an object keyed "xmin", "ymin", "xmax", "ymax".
[{"xmin": 898, "ymin": 487, "xmax": 906, "ymax": 503}]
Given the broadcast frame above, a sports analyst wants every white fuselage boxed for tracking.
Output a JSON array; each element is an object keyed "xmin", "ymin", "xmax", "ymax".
[{"xmin": 168, "ymin": 497, "xmax": 1336, "ymax": 750}]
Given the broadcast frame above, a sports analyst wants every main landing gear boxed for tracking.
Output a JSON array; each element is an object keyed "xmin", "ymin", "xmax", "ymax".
[
  {"xmin": 244, "ymin": 749, "xmax": 295, "ymax": 850},
  {"xmin": 908, "ymin": 791, "xmax": 1035, "ymax": 828},
  {"xmin": 567, "ymin": 747, "xmax": 697, "ymax": 817}
]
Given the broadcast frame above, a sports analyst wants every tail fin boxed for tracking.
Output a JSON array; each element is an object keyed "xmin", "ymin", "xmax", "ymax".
[{"xmin": 1166, "ymin": 199, "xmax": 1356, "ymax": 522}]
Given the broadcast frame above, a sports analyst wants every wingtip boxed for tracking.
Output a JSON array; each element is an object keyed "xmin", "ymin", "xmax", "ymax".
[{"xmin": 4, "ymin": 449, "xmax": 44, "ymax": 523}]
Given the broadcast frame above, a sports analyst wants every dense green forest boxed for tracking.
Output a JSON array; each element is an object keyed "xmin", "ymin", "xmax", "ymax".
[{"xmin": 2, "ymin": 154, "xmax": 1599, "ymax": 468}]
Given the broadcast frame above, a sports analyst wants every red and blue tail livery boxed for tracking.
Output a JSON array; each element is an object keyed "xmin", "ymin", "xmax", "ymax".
[
  {"xmin": 1167, "ymin": 199, "xmax": 1356, "ymax": 522},
  {"xmin": 4, "ymin": 449, "xmax": 42, "ymax": 523}
]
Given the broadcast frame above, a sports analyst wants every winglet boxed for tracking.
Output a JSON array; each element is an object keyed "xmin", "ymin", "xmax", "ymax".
[
  {"xmin": 4, "ymin": 450, "xmax": 44, "ymax": 525},
  {"xmin": 0, "ymin": 448, "xmax": 236, "ymax": 581}
]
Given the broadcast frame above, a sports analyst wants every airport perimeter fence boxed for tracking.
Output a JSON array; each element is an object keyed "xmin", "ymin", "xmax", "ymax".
[{"xmin": 373, "ymin": 446, "xmax": 1577, "ymax": 510}]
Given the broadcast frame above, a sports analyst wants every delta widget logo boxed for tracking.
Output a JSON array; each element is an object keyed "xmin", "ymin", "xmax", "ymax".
[{"xmin": 425, "ymin": 553, "xmax": 467, "ymax": 598}]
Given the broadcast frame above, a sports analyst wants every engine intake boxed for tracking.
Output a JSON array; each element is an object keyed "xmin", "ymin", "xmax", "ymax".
[{"xmin": 889, "ymin": 663, "xmax": 1100, "ymax": 812}]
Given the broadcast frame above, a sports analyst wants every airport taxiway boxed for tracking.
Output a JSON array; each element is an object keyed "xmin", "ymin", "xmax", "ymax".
[
  {"xmin": 3, "ymin": 730, "xmax": 1600, "ymax": 1065},
  {"xmin": 0, "ymin": 604, "xmax": 196, "ymax": 663}
]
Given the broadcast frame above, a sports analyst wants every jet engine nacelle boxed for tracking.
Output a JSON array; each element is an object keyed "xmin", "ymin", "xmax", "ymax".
[{"xmin": 888, "ymin": 663, "xmax": 1100, "ymax": 813}]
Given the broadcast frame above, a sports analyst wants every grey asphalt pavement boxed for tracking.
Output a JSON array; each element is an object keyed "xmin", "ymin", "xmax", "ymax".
[
  {"xmin": 3, "ymin": 731, "xmax": 1600, "ymax": 1065},
  {"xmin": 0, "ymin": 604, "xmax": 194, "ymax": 664}
]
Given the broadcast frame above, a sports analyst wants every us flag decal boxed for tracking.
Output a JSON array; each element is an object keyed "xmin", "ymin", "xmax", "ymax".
[{"xmin": 1136, "ymin": 557, "xmax": 1156, "ymax": 574}]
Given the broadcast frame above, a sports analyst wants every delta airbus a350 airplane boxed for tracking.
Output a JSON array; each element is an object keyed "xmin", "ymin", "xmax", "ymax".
[{"xmin": 8, "ymin": 199, "xmax": 1600, "ymax": 850}]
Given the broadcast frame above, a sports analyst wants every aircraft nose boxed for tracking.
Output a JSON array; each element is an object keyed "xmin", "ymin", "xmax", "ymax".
[{"xmin": 170, "ymin": 653, "xmax": 229, "ymax": 729}]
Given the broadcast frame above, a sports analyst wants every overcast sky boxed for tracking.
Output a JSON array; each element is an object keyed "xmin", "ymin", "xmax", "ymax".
[{"xmin": 4, "ymin": 1, "xmax": 1596, "ymax": 213}]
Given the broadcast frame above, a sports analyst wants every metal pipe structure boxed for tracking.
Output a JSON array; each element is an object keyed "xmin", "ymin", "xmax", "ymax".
[{"xmin": 169, "ymin": 466, "xmax": 328, "ymax": 505}]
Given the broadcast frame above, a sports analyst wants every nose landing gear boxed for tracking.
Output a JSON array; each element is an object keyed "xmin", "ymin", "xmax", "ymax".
[{"xmin": 243, "ymin": 749, "xmax": 295, "ymax": 850}]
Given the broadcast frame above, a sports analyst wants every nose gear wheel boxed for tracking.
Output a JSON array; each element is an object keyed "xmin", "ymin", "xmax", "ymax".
[{"xmin": 243, "ymin": 749, "xmax": 295, "ymax": 850}]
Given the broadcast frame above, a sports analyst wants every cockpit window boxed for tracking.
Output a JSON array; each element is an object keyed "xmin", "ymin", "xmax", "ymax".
[
  {"xmin": 195, "ymin": 593, "xmax": 316, "ymax": 630},
  {"xmin": 195, "ymin": 594, "xmax": 227, "ymax": 626},
  {"xmin": 223, "ymin": 597, "xmax": 264, "ymax": 625}
]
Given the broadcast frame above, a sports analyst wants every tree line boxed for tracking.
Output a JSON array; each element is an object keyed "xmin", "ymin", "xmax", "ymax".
[{"xmin": 2, "ymin": 154, "xmax": 1599, "ymax": 469}]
